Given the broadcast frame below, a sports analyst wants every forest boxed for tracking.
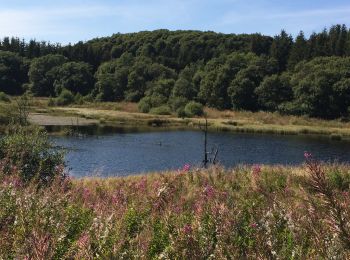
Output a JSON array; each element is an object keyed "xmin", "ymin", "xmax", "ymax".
[{"xmin": 1, "ymin": 24, "xmax": 350, "ymax": 119}]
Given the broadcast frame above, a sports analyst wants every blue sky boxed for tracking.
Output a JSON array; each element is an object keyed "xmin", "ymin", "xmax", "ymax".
[{"xmin": 1, "ymin": 0, "xmax": 350, "ymax": 44}]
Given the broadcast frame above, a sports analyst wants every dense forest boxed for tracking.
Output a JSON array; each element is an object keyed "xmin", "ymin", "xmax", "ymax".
[{"xmin": 1, "ymin": 24, "xmax": 350, "ymax": 119}]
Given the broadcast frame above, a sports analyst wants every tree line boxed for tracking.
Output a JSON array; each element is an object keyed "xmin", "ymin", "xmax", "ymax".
[{"xmin": 1, "ymin": 25, "xmax": 350, "ymax": 119}]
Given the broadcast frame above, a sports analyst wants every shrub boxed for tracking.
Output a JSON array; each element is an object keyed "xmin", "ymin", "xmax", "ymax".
[
  {"xmin": 150, "ymin": 105, "xmax": 172, "ymax": 115},
  {"xmin": 48, "ymin": 97, "xmax": 55, "ymax": 106},
  {"xmin": 184, "ymin": 101, "xmax": 204, "ymax": 117},
  {"xmin": 83, "ymin": 94, "xmax": 94, "ymax": 103},
  {"xmin": 177, "ymin": 107, "xmax": 187, "ymax": 118},
  {"xmin": 168, "ymin": 96, "xmax": 188, "ymax": 112},
  {"xmin": 138, "ymin": 95, "xmax": 168, "ymax": 113},
  {"xmin": 56, "ymin": 89, "xmax": 75, "ymax": 106},
  {"xmin": 74, "ymin": 93, "xmax": 84, "ymax": 105},
  {"xmin": 0, "ymin": 126, "xmax": 65, "ymax": 185},
  {"xmin": 0, "ymin": 92, "xmax": 10, "ymax": 102},
  {"xmin": 138, "ymin": 97, "xmax": 152, "ymax": 113}
]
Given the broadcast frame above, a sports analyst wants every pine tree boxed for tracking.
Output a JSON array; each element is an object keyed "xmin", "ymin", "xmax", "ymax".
[
  {"xmin": 336, "ymin": 24, "xmax": 348, "ymax": 56},
  {"xmin": 288, "ymin": 31, "xmax": 309, "ymax": 69},
  {"xmin": 270, "ymin": 30, "xmax": 293, "ymax": 71}
]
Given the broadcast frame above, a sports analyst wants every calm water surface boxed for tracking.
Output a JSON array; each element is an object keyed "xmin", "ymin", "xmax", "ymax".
[{"xmin": 51, "ymin": 128, "xmax": 350, "ymax": 177}]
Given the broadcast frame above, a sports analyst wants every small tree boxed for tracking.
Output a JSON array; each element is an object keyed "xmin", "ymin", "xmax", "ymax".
[{"xmin": 0, "ymin": 126, "xmax": 65, "ymax": 185}]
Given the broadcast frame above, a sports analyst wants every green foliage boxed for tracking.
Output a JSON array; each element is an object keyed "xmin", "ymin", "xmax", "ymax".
[
  {"xmin": 138, "ymin": 95, "xmax": 167, "ymax": 113},
  {"xmin": 53, "ymin": 61, "xmax": 94, "ymax": 95},
  {"xmin": 0, "ymin": 51, "xmax": 27, "ymax": 95},
  {"xmin": 138, "ymin": 97, "xmax": 151, "ymax": 113},
  {"xmin": 148, "ymin": 220, "xmax": 169, "ymax": 258},
  {"xmin": 74, "ymin": 93, "xmax": 84, "ymax": 105},
  {"xmin": 54, "ymin": 205, "xmax": 93, "ymax": 259},
  {"xmin": 55, "ymin": 89, "xmax": 75, "ymax": 106},
  {"xmin": 0, "ymin": 126, "xmax": 65, "ymax": 184},
  {"xmin": 29, "ymin": 54, "xmax": 67, "ymax": 96},
  {"xmin": 255, "ymin": 74, "xmax": 293, "ymax": 111},
  {"xmin": 168, "ymin": 96, "xmax": 188, "ymax": 112},
  {"xmin": 328, "ymin": 169, "xmax": 350, "ymax": 191},
  {"xmin": 0, "ymin": 92, "xmax": 10, "ymax": 102},
  {"xmin": 290, "ymin": 57, "xmax": 350, "ymax": 118},
  {"xmin": 150, "ymin": 105, "xmax": 172, "ymax": 115},
  {"xmin": 124, "ymin": 207, "xmax": 143, "ymax": 237},
  {"xmin": 270, "ymin": 30, "xmax": 293, "ymax": 71},
  {"xmin": 2, "ymin": 26, "xmax": 350, "ymax": 119},
  {"xmin": 184, "ymin": 101, "xmax": 204, "ymax": 117}
]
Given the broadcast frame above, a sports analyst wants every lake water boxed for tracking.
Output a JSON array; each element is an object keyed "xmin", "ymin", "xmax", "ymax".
[{"xmin": 51, "ymin": 128, "xmax": 350, "ymax": 177}]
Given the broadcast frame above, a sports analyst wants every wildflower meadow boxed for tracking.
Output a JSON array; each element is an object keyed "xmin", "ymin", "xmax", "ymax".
[{"xmin": 1, "ymin": 152, "xmax": 350, "ymax": 258}]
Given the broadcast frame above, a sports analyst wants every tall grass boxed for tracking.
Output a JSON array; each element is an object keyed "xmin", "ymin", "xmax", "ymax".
[{"xmin": 1, "ymin": 161, "xmax": 350, "ymax": 258}]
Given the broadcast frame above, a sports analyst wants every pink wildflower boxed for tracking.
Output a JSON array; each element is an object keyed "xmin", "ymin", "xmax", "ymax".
[
  {"xmin": 82, "ymin": 187, "xmax": 91, "ymax": 201},
  {"xmin": 183, "ymin": 224, "xmax": 193, "ymax": 235},
  {"xmin": 250, "ymin": 223, "xmax": 258, "ymax": 228},
  {"xmin": 304, "ymin": 151, "xmax": 312, "ymax": 160},
  {"xmin": 137, "ymin": 177, "xmax": 147, "ymax": 191},
  {"xmin": 182, "ymin": 164, "xmax": 191, "ymax": 172},
  {"xmin": 204, "ymin": 184, "xmax": 215, "ymax": 199},
  {"xmin": 252, "ymin": 164, "xmax": 261, "ymax": 176},
  {"xmin": 77, "ymin": 232, "xmax": 90, "ymax": 248}
]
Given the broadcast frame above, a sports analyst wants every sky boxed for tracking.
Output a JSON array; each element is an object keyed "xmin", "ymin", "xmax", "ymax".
[{"xmin": 1, "ymin": 0, "xmax": 350, "ymax": 44}]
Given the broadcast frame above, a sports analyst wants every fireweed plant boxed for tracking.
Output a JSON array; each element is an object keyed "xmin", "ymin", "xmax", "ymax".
[{"xmin": 0, "ymin": 138, "xmax": 350, "ymax": 258}]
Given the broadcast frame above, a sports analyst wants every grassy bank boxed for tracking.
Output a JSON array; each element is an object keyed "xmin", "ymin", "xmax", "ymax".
[
  {"xmin": 1, "ymin": 161, "xmax": 350, "ymax": 258},
  {"xmin": 2, "ymin": 97, "xmax": 350, "ymax": 138},
  {"xmin": 37, "ymin": 98, "xmax": 350, "ymax": 138}
]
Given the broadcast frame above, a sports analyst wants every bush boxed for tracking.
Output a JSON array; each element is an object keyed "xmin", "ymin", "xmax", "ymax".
[
  {"xmin": 177, "ymin": 107, "xmax": 187, "ymax": 118},
  {"xmin": 0, "ymin": 126, "xmax": 65, "ymax": 185},
  {"xmin": 48, "ymin": 97, "xmax": 55, "ymax": 106},
  {"xmin": 0, "ymin": 92, "xmax": 10, "ymax": 102},
  {"xmin": 55, "ymin": 89, "xmax": 75, "ymax": 106},
  {"xmin": 138, "ymin": 97, "xmax": 152, "ymax": 113},
  {"xmin": 184, "ymin": 101, "xmax": 204, "ymax": 117},
  {"xmin": 168, "ymin": 96, "xmax": 188, "ymax": 112},
  {"xmin": 150, "ymin": 105, "xmax": 172, "ymax": 115},
  {"xmin": 138, "ymin": 95, "xmax": 168, "ymax": 113},
  {"xmin": 74, "ymin": 93, "xmax": 84, "ymax": 105},
  {"xmin": 83, "ymin": 94, "xmax": 94, "ymax": 103}
]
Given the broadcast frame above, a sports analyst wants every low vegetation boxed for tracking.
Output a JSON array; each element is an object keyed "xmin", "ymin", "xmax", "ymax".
[{"xmin": 1, "ymin": 149, "xmax": 350, "ymax": 258}]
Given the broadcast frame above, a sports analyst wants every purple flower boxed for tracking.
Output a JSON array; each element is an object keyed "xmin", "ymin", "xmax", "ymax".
[
  {"xmin": 182, "ymin": 164, "xmax": 191, "ymax": 172},
  {"xmin": 252, "ymin": 164, "xmax": 261, "ymax": 176},
  {"xmin": 304, "ymin": 151, "xmax": 312, "ymax": 159},
  {"xmin": 204, "ymin": 184, "xmax": 215, "ymax": 198},
  {"xmin": 183, "ymin": 224, "xmax": 193, "ymax": 234},
  {"xmin": 250, "ymin": 223, "xmax": 258, "ymax": 228}
]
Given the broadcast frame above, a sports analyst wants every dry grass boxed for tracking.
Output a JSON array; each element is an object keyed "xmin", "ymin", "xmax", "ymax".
[{"xmin": 4, "ymin": 97, "xmax": 350, "ymax": 137}]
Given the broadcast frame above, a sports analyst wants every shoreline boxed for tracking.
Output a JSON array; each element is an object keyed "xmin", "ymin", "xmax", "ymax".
[{"xmin": 2, "ymin": 97, "xmax": 350, "ymax": 140}]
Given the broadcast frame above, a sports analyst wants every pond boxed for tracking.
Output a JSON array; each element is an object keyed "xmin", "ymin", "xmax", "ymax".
[{"xmin": 51, "ymin": 127, "xmax": 350, "ymax": 177}]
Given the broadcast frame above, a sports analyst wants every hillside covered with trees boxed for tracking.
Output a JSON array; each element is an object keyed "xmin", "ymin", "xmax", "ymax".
[{"xmin": 1, "ymin": 24, "xmax": 350, "ymax": 119}]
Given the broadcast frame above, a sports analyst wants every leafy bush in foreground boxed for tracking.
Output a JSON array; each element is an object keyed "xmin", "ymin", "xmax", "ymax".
[{"xmin": 0, "ymin": 126, "xmax": 65, "ymax": 185}]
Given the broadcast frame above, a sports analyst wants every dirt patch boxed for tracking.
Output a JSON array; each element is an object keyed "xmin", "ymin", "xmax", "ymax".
[{"xmin": 29, "ymin": 113, "xmax": 98, "ymax": 126}]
